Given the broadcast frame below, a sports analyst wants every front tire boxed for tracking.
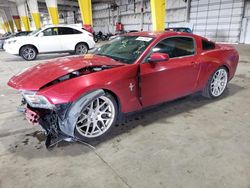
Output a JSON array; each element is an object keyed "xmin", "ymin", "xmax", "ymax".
[
  {"xmin": 75, "ymin": 93, "xmax": 118, "ymax": 141},
  {"xmin": 202, "ymin": 67, "xmax": 228, "ymax": 99},
  {"xmin": 75, "ymin": 43, "xmax": 88, "ymax": 55},
  {"xmin": 20, "ymin": 45, "xmax": 37, "ymax": 61}
]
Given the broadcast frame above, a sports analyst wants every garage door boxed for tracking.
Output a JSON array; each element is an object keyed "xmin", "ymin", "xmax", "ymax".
[
  {"xmin": 190, "ymin": 0, "xmax": 244, "ymax": 43},
  {"xmin": 245, "ymin": 19, "xmax": 250, "ymax": 44}
]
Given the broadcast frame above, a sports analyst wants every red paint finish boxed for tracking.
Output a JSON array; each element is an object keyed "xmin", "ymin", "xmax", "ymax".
[
  {"xmin": 83, "ymin": 24, "xmax": 93, "ymax": 33},
  {"xmin": 8, "ymin": 55, "xmax": 124, "ymax": 91},
  {"xmin": 140, "ymin": 55, "xmax": 200, "ymax": 107},
  {"xmin": 148, "ymin": 53, "xmax": 169, "ymax": 62},
  {"xmin": 8, "ymin": 32, "xmax": 239, "ymax": 113}
]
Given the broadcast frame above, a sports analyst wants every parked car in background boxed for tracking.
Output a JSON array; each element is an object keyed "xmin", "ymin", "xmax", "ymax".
[
  {"xmin": 165, "ymin": 27, "xmax": 193, "ymax": 33},
  {"xmin": 1, "ymin": 31, "xmax": 32, "ymax": 49},
  {"xmin": 4, "ymin": 25, "xmax": 95, "ymax": 61},
  {"xmin": 14, "ymin": 31, "xmax": 32, "ymax": 37},
  {"xmin": 0, "ymin": 33, "xmax": 13, "ymax": 49},
  {"xmin": 8, "ymin": 31, "xmax": 239, "ymax": 148}
]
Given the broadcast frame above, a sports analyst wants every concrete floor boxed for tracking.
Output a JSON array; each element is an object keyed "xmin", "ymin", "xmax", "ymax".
[{"xmin": 0, "ymin": 45, "xmax": 250, "ymax": 188}]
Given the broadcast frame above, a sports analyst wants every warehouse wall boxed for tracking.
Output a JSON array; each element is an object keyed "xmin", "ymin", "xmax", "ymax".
[
  {"xmin": 92, "ymin": 0, "xmax": 246, "ymax": 43},
  {"xmin": 190, "ymin": 0, "xmax": 244, "ymax": 43},
  {"xmin": 92, "ymin": 0, "xmax": 188, "ymax": 33},
  {"xmin": 240, "ymin": 0, "xmax": 250, "ymax": 44}
]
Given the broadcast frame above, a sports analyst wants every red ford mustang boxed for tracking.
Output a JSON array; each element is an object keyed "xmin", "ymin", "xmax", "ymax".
[{"xmin": 8, "ymin": 31, "xmax": 239, "ymax": 147}]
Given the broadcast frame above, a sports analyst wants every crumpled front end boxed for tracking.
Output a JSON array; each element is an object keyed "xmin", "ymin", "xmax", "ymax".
[
  {"xmin": 7, "ymin": 55, "xmax": 125, "ymax": 148},
  {"xmin": 21, "ymin": 89, "xmax": 105, "ymax": 149}
]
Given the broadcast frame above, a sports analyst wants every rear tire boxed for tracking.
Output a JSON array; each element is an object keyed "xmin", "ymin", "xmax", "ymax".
[
  {"xmin": 20, "ymin": 45, "xmax": 37, "ymax": 61},
  {"xmin": 74, "ymin": 93, "xmax": 118, "ymax": 142},
  {"xmin": 75, "ymin": 43, "xmax": 88, "ymax": 55},
  {"xmin": 202, "ymin": 67, "xmax": 228, "ymax": 99}
]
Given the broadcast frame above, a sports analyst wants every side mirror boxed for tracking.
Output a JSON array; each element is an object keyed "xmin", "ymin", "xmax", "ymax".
[
  {"xmin": 37, "ymin": 32, "xmax": 44, "ymax": 37},
  {"xmin": 148, "ymin": 53, "xmax": 169, "ymax": 63}
]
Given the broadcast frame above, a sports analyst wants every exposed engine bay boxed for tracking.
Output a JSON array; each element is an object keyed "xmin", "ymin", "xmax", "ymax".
[{"xmin": 41, "ymin": 65, "xmax": 118, "ymax": 90}]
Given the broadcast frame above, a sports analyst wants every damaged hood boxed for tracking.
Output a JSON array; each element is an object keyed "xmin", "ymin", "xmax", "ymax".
[{"xmin": 8, "ymin": 54, "xmax": 124, "ymax": 91}]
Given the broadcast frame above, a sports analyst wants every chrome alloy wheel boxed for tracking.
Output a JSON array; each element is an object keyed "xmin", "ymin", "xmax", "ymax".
[
  {"xmin": 75, "ymin": 44, "xmax": 88, "ymax": 54},
  {"xmin": 22, "ymin": 48, "xmax": 36, "ymax": 60},
  {"xmin": 210, "ymin": 68, "xmax": 228, "ymax": 97},
  {"xmin": 76, "ymin": 96, "xmax": 115, "ymax": 138}
]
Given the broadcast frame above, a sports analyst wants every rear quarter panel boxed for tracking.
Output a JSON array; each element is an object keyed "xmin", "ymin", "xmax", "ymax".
[{"xmin": 196, "ymin": 44, "xmax": 239, "ymax": 91}]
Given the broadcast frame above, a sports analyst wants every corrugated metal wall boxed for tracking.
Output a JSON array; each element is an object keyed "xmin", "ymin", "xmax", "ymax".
[
  {"xmin": 245, "ymin": 0, "xmax": 250, "ymax": 17},
  {"xmin": 92, "ymin": 0, "xmax": 152, "ymax": 33},
  {"xmin": 92, "ymin": 0, "xmax": 188, "ymax": 33},
  {"xmin": 92, "ymin": 0, "xmax": 246, "ymax": 43},
  {"xmin": 190, "ymin": 0, "xmax": 244, "ymax": 43}
]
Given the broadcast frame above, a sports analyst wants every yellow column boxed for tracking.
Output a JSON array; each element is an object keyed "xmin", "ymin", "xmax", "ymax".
[
  {"xmin": 17, "ymin": 3, "xmax": 31, "ymax": 31},
  {"xmin": 1, "ymin": 23, "xmax": 6, "ymax": 32},
  {"xmin": 8, "ymin": 20, "xmax": 14, "ymax": 32},
  {"xmin": 78, "ymin": 0, "xmax": 93, "ymax": 32},
  {"xmin": 10, "ymin": 5, "xmax": 22, "ymax": 31},
  {"xmin": 4, "ymin": 22, "xmax": 10, "ymax": 32},
  {"xmin": 150, "ymin": 0, "xmax": 166, "ymax": 31},
  {"xmin": 28, "ymin": 0, "xmax": 42, "ymax": 29},
  {"xmin": 21, "ymin": 16, "xmax": 30, "ymax": 31},
  {"xmin": 47, "ymin": 7, "xmax": 59, "ymax": 24},
  {"xmin": 32, "ymin": 13, "xmax": 41, "ymax": 29},
  {"xmin": 78, "ymin": 0, "xmax": 93, "ymax": 26},
  {"xmin": 3, "ymin": 8, "xmax": 15, "ymax": 32},
  {"xmin": 45, "ymin": 0, "xmax": 59, "ymax": 25},
  {"xmin": 13, "ymin": 16, "xmax": 22, "ymax": 31}
]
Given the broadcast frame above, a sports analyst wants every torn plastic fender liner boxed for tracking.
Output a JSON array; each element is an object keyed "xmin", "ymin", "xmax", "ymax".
[{"xmin": 58, "ymin": 89, "xmax": 105, "ymax": 137}]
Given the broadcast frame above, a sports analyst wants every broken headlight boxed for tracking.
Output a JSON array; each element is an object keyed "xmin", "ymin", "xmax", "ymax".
[{"xmin": 22, "ymin": 91, "xmax": 55, "ymax": 109}]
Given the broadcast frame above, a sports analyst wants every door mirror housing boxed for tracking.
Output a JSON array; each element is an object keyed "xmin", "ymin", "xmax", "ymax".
[
  {"xmin": 148, "ymin": 53, "xmax": 170, "ymax": 63},
  {"xmin": 37, "ymin": 32, "xmax": 44, "ymax": 37}
]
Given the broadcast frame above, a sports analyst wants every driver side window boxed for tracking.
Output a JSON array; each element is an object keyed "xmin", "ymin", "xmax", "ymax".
[
  {"xmin": 43, "ymin": 28, "xmax": 58, "ymax": 36},
  {"xmin": 153, "ymin": 37, "xmax": 195, "ymax": 58}
]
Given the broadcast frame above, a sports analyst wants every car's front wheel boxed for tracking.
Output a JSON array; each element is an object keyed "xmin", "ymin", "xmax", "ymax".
[
  {"xmin": 75, "ymin": 43, "xmax": 88, "ymax": 55},
  {"xmin": 75, "ymin": 93, "xmax": 118, "ymax": 141},
  {"xmin": 202, "ymin": 67, "xmax": 228, "ymax": 99},
  {"xmin": 20, "ymin": 45, "xmax": 37, "ymax": 61}
]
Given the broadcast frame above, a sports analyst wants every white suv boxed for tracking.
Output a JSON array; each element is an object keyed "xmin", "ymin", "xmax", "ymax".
[{"xmin": 4, "ymin": 25, "xmax": 95, "ymax": 61}]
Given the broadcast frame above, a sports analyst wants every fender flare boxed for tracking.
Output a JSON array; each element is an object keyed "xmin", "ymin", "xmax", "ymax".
[{"xmin": 58, "ymin": 89, "xmax": 105, "ymax": 137}]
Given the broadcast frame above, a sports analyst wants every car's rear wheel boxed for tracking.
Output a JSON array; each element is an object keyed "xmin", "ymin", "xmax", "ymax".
[
  {"xmin": 75, "ymin": 93, "xmax": 118, "ymax": 141},
  {"xmin": 20, "ymin": 45, "xmax": 37, "ymax": 61},
  {"xmin": 202, "ymin": 67, "xmax": 228, "ymax": 99},
  {"xmin": 75, "ymin": 43, "xmax": 88, "ymax": 55}
]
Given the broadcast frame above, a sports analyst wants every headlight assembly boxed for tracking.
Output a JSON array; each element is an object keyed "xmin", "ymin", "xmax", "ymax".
[{"xmin": 22, "ymin": 91, "xmax": 55, "ymax": 109}]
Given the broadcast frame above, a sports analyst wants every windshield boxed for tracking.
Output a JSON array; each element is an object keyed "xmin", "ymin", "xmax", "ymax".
[
  {"xmin": 28, "ymin": 29, "xmax": 41, "ymax": 36},
  {"xmin": 94, "ymin": 36, "xmax": 154, "ymax": 64}
]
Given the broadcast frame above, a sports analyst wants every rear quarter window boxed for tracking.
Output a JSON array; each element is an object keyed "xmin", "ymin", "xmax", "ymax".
[{"xmin": 202, "ymin": 40, "xmax": 215, "ymax": 51}]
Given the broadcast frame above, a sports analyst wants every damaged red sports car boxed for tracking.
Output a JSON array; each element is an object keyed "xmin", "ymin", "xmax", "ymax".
[{"xmin": 8, "ymin": 32, "xmax": 239, "ymax": 148}]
